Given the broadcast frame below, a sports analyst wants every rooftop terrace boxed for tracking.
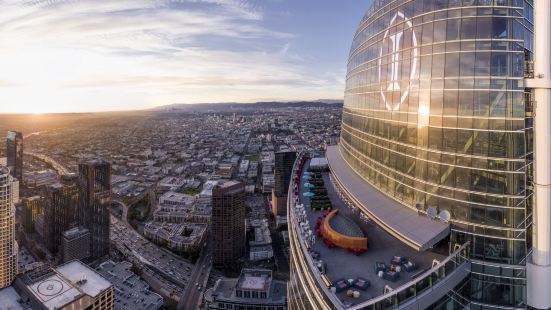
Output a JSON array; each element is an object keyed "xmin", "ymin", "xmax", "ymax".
[{"xmin": 296, "ymin": 159, "xmax": 448, "ymax": 305}]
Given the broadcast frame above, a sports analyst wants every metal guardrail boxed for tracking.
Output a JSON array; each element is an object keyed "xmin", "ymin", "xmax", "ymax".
[{"xmin": 348, "ymin": 242, "xmax": 470, "ymax": 310}]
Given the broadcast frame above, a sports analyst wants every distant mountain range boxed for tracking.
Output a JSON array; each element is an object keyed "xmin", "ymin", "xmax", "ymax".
[{"xmin": 152, "ymin": 99, "xmax": 343, "ymax": 112}]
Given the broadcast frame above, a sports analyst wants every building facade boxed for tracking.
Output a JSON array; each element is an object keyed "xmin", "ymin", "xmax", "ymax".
[
  {"xmin": 6, "ymin": 131, "xmax": 23, "ymax": 182},
  {"xmin": 0, "ymin": 167, "xmax": 18, "ymax": 288},
  {"xmin": 289, "ymin": 1, "xmax": 536, "ymax": 309},
  {"xmin": 212, "ymin": 180, "xmax": 246, "ymax": 267},
  {"xmin": 44, "ymin": 183, "xmax": 78, "ymax": 254},
  {"xmin": 78, "ymin": 160, "xmax": 112, "ymax": 260}
]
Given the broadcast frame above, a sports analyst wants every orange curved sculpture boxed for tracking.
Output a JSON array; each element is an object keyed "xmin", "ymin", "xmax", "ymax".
[{"xmin": 319, "ymin": 209, "xmax": 368, "ymax": 252}]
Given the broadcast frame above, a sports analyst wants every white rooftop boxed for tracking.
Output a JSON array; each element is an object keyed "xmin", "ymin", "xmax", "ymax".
[
  {"xmin": 57, "ymin": 261, "xmax": 111, "ymax": 297},
  {"xmin": 27, "ymin": 261, "xmax": 111, "ymax": 310},
  {"xmin": 240, "ymin": 275, "xmax": 268, "ymax": 290}
]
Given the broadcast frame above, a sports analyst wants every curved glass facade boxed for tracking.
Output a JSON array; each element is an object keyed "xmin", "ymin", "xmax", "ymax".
[{"xmin": 339, "ymin": 0, "xmax": 533, "ymax": 308}]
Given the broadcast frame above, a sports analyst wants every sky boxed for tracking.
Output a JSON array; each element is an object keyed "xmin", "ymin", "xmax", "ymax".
[{"xmin": 0, "ymin": 0, "xmax": 370, "ymax": 113}]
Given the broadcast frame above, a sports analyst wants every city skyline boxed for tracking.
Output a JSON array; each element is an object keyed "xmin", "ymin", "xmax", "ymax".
[
  {"xmin": 2, "ymin": 1, "xmax": 550, "ymax": 309},
  {"xmin": 0, "ymin": 0, "xmax": 368, "ymax": 114}
]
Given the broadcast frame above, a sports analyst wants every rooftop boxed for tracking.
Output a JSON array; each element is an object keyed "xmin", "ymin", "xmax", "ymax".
[
  {"xmin": 325, "ymin": 145, "xmax": 449, "ymax": 251},
  {"xmin": 159, "ymin": 191, "xmax": 195, "ymax": 205},
  {"xmin": 56, "ymin": 261, "xmax": 112, "ymax": 298},
  {"xmin": 96, "ymin": 260, "xmax": 163, "ymax": 310},
  {"xmin": 206, "ymin": 269, "xmax": 287, "ymax": 305},
  {"xmin": 238, "ymin": 272, "xmax": 270, "ymax": 291},
  {"xmin": 294, "ymin": 158, "xmax": 448, "ymax": 305},
  {"xmin": 63, "ymin": 226, "xmax": 90, "ymax": 240},
  {"xmin": 26, "ymin": 260, "xmax": 112, "ymax": 310}
]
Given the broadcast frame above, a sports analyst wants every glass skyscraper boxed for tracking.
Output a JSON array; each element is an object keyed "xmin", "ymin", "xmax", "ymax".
[
  {"xmin": 6, "ymin": 131, "xmax": 23, "ymax": 182},
  {"xmin": 289, "ymin": 1, "xmax": 537, "ymax": 309}
]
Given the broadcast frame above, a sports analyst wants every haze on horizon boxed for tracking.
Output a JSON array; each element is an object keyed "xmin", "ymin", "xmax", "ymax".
[{"xmin": 0, "ymin": 0, "xmax": 368, "ymax": 114}]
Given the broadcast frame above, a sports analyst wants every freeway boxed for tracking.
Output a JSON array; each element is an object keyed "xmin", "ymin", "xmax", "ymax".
[
  {"xmin": 111, "ymin": 215, "xmax": 195, "ymax": 300},
  {"xmin": 177, "ymin": 241, "xmax": 212, "ymax": 310},
  {"xmin": 24, "ymin": 151, "xmax": 75, "ymax": 177}
]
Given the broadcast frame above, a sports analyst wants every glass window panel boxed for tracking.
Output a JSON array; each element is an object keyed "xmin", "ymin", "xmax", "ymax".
[
  {"xmin": 460, "ymin": 53, "xmax": 475, "ymax": 76},
  {"xmin": 461, "ymin": 18, "xmax": 477, "ymax": 39},
  {"xmin": 447, "ymin": 19, "xmax": 461, "ymax": 41},
  {"xmin": 493, "ymin": 18, "xmax": 508, "ymax": 39},
  {"xmin": 432, "ymin": 54, "xmax": 446, "ymax": 78},
  {"xmin": 445, "ymin": 53, "xmax": 460, "ymax": 77},
  {"xmin": 422, "ymin": 23, "xmax": 434, "ymax": 45},
  {"xmin": 477, "ymin": 17, "xmax": 492, "ymax": 39},
  {"xmin": 491, "ymin": 52, "xmax": 509, "ymax": 76}
]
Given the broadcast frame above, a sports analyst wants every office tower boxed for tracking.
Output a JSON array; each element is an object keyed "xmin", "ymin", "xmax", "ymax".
[
  {"xmin": 44, "ymin": 183, "xmax": 78, "ymax": 254},
  {"xmin": 23, "ymin": 196, "xmax": 44, "ymax": 234},
  {"xmin": 212, "ymin": 180, "xmax": 245, "ymax": 267},
  {"xmin": 288, "ymin": 1, "xmax": 542, "ymax": 309},
  {"xmin": 61, "ymin": 226, "xmax": 91, "ymax": 263},
  {"xmin": 6, "ymin": 131, "xmax": 23, "ymax": 182},
  {"xmin": 271, "ymin": 151, "xmax": 296, "ymax": 216},
  {"xmin": 0, "ymin": 167, "xmax": 18, "ymax": 288},
  {"xmin": 78, "ymin": 159, "xmax": 111, "ymax": 260}
]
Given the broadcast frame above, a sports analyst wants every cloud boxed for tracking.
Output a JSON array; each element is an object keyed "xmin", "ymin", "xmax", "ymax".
[{"xmin": 0, "ymin": 0, "xmax": 342, "ymax": 112}]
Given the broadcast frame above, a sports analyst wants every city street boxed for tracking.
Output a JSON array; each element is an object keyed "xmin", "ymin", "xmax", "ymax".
[{"xmin": 177, "ymin": 240, "xmax": 212, "ymax": 310}]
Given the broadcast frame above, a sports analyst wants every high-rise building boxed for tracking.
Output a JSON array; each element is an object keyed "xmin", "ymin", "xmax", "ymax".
[
  {"xmin": 272, "ymin": 151, "xmax": 296, "ymax": 216},
  {"xmin": 288, "ymin": 1, "xmax": 545, "ymax": 309},
  {"xmin": 78, "ymin": 159, "xmax": 112, "ymax": 260},
  {"xmin": 44, "ymin": 183, "xmax": 78, "ymax": 254},
  {"xmin": 212, "ymin": 180, "xmax": 245, "ymax": 267},
  {"xmin": 23, "ymin": 196, "xmax": 44, "ymax": 234},
  {"xmin": 61, "ymin": 226, "xmax": 91, "ymax": 263},
  {"xmin": 274, "ymin": 151, "xmax": 296, "ymax": 196},
  {"xmin": 6, "ymin": 131, "xmax": 23, "ymax": 182},
  {"xmin": 0, "ymin": 166, "xmax": 18, "ymax": 288}
]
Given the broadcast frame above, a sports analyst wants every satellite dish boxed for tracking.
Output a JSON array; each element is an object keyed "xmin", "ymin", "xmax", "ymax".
[
  {"xmin": 439, "ymin": 210, "xmax": 451, "ymax": 223},
  {"xmin": 427, "ymin": 207, "xmax": 437, "ymax": 220}
]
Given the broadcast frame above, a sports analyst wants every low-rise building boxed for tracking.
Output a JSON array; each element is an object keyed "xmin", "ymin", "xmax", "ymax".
[
  {"xmin": 158, "ymin": 191, "xmax": 195, "ymax": 206},
  {"xmin": 204, "ymin": 269, "xmax": 286, "ymax": 310},
  {"xmin": 96, "ymin": 260, "xmax": 163, "ymax": 310},
  {"xmin": 144, "ymin": 222, "xmax": 207, "ymax": 252},
  {"xmin": 157, "ymin": 176, "xmax": 187, "ymax": 192},
  {"xmin": 15, "ymin": 260, "xmax": 114, "ymax": 310}
]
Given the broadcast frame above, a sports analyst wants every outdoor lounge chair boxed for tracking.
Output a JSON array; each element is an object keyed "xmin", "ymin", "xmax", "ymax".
[
  {"xmin": 352, "ymin": 277, "xmax": 371, "ymax": 290},
  {"xmin": 390, "ymin": 255, "xmax": 406, "ymax": 265},
  {"xmin": 383, "ymin": 270, "xmax": 400, "ymax": 282},
  {"xmin": 334, "ymin": 278, "xmax": 350, "ymax": 293},
  {"xmin": 402, "ymin": 259, "xmax": 416, "ymax": 272}
]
